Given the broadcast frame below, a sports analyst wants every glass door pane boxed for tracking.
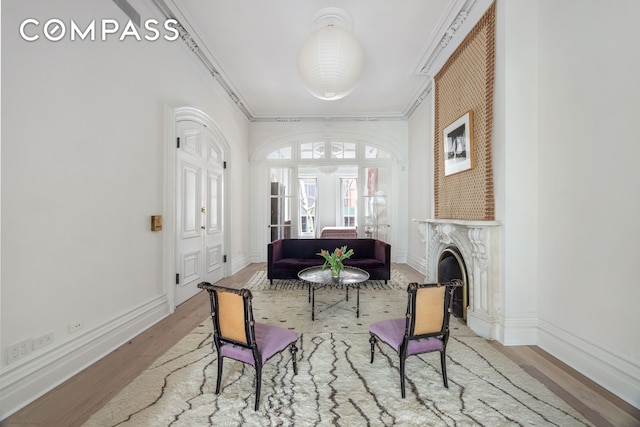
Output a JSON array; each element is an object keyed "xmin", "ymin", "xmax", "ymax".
[
  {"xmin": 363, "ymin": 167, "xmax": 389, "ymax": 241},
  {"xmin": 299, "ymin": 178, "xmax": 317, "ymax": 237},
  {"xmin": 340, "ymin": 178, "xmax": 357, "ymax": 227},
  {"xmin": 269, "ymin": 167, "xmax": 293, "ymax": 241}
]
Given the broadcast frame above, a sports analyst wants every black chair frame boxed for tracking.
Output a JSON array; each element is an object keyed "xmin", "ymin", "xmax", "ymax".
[
  {"xmin": 198, "ymin": 282, "xmax": 298, "ymax": 410},
  {"xmin": 369, "ymin": 280, "xmax": 462, "ymax": 398}
]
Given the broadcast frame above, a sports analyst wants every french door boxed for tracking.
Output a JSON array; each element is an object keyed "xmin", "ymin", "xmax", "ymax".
[
  {"xmin": 268, "ymin": 167, "xmax": 294, "ymax": 241},
  {"xmin": 361, "ymin": 166, "xmax": 390, "ymax": 241},
  {"xmin": 175, "ymin": 120, "xmax": 225, "ymax": 305}
]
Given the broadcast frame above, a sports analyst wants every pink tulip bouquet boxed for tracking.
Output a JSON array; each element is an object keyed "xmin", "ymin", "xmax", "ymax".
[{"xmin": 317, "ymin": 245, "xmax": 354, "ymax": 277}]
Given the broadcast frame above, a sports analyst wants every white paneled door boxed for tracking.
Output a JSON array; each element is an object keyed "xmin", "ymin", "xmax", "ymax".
[{"xmin": 175, "ymin": 120, "xmax": 225, "ymax": 305}]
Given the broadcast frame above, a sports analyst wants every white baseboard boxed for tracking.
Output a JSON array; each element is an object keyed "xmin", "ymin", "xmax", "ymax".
[
  {"xmin": 468, "ymin": 311, "xmax": 537, "ymax": 343},
  {"xmin": 467, "ymin": 311, "xmax": 498, "ymax": 340},
  {"xmin": 405, "ymin": 254, "xmax": 426, "ymax": 278},
  {"xmin": 230, "ymin": 255, "xmax": 251, "ymax": 276},
  {"xmin": 498, "ymin": 314, "xmax": 538, "ymax": 345},
  {"xmin": 0, "ymin": 294, "xmax": 171, "ymax": 420},
  {"xmin": 393, "ymin": 246, "xmax": 408, "ymax": 264},
  {"xmin": 538, "ymin": 318, "xmax": 640, "ymax": 410}
]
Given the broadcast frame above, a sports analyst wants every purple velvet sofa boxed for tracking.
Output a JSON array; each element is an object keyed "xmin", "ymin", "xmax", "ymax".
[{"xmin": 267, "ymin": 238, "xmax": 391, "ymax": 283}]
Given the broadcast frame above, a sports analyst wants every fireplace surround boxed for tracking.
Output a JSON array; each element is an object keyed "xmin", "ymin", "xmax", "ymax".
[{"xmin": 415, "ymin": 219, "xmax": 501, "ymax": 340}]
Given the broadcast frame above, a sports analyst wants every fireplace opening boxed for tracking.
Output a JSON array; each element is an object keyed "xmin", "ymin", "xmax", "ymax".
[{"xmin": 437, "ymin": 246, "xmax": 468, "ymax": 320}]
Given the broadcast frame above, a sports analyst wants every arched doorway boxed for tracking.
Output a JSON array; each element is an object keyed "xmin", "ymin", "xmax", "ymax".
[{"xmin": 165, "ymin": 107, "xmax": 230, "ymax": 309}]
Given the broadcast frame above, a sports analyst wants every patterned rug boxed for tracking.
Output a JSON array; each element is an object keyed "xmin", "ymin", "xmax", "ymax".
[
  {"xmin": 83, "ymin": 272, "xmax": 592, "ymax": 426},
  {"xmin": 245, "ymin": 269, "xmax": 407, "ymax": 291}
]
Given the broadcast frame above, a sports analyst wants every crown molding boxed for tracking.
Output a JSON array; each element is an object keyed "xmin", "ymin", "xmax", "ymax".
[
  {"xmin": 412, "ymin": 0, "xmax": 495, "ymax": 78},
  {"xmin": 250, "ymin": 115, "xmax": 409, "ymax": 124},
  {"xmin": 402, "ymin": 80, "xmax": 433, "ymax": 119},
  {"xmin": 412, "ymin": 0, "xmax": 476, "ymax": 77},
  {"xmin": 149, "ymin": 0, "xmax": 491, "ymax": 124},
  {"xmin": 150, "ymin": 0, "xmax": 255, "ymax": 121}
]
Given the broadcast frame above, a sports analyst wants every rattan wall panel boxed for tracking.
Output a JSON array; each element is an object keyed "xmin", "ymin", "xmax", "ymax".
[{"xmin": 434, "ymin": 2, "xmax": 495, "ymax": 220}]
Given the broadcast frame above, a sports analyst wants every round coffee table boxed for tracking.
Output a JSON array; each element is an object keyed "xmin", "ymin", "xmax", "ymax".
[{"xmin": 297, "ymin": 266, "xmax": 370, "ymax": 321}]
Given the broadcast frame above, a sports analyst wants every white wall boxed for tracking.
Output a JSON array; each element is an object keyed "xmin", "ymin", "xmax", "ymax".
[
  {"xmin": 1, "ymin": 0, "xmax": 249, "ymax": 418},
  {"xmin": 494, "ymin": 0, "xmax": 640, "ymax": 408},
  {"xmin": 534, "ymin": 0, "xmax": 640, "ymax": 407},
  {"xmin": 406, "ymin": 90, "xmax": 434, "ymax": 273},
  {"xmin": 495, "ymin": 0, "xmax": 540, "ymax": 343},
  {"xmin": 406, "ymin": 0, "xmax": 640, "ymax": 409}
]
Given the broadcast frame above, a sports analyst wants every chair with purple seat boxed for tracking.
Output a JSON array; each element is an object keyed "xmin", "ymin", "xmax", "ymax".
[
  {"xmin": 197, "ymin": 282, "xmax": 298, "ymax": 410},
  {"xmin": 368, "ymin": 280, "xmax": 461, "ymax": 398}
]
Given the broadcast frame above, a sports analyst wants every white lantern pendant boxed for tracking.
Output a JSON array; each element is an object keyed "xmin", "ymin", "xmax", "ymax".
[{"xmin": 297, "ymin": 9, "xmax": 365, "ymax": 101}]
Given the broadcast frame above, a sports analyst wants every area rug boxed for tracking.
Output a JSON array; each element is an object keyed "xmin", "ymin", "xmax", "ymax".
[
  {"xmin": 245, "ymin": 268, "xmax": 408, "ymax": 291},
  {"xmin": 83, "ymin": 275, "xmax": 592, "ymax": 426}
]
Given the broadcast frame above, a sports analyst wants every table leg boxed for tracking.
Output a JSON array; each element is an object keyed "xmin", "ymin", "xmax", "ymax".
[
  {"xmin": 356, "ymin": 286, "xmax": 360, "ymax": 318},
  {"xmin": 312, "ymin": 287, "xmax": 315, "ymax": 321},
  {"xmin": 346, "ymin": 286, "xmax": 349, "ymax": 301},
  {"xmin": 308, "ymin": 282, "xmax": 311, "ymax": 303}
]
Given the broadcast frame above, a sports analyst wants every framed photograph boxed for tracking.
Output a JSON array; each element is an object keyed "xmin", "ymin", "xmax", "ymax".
[{"xmin": 443, "ymin": 111, "xmax": 474, "ymax": 176}]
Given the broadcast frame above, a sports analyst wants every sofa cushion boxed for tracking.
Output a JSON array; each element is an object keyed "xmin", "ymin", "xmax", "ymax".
[
  {"xmin": 343, "ymin": 259, "xmax": 386, "ymax": 269},
  {"xmin": 282, "ymin": 242, "xmax": 323, "ymax": 259},
  {"xmin": 314, "ymin": 239, "xmax": 374, "ymax": 257},
  {"xmin": 273, "ymin": 258, "xmax": 324, "ymax": 269}
]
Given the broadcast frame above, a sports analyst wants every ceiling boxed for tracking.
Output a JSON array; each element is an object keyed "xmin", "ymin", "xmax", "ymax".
[{"xmin": 154, "ymin": 0, "xmax": 482, "ymax": 121}]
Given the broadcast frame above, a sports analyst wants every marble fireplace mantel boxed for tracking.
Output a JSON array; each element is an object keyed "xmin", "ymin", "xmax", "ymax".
[{"xmin": 413, "ymin": 218, "xmax": 501, "ymax": 340}]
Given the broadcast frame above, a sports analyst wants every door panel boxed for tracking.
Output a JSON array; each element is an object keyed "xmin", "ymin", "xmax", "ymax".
[
  {"xmin": 181, "ymin": 162, "xmax": 202, "ymax": 239},
  {"xmin": 182, "ymin": 250, "xmax": 201, "ymax": 285},
  {"xmin": 269, "ymin": 167, "xmax": 294, "ymax": 241},
  {"xmin": 204, "ymin": 140, "xmax": 223, "ymax": 277},
  {"xmin": 206, "ymin": 245, "xmax": 222, "ymax": 274},
  {"xmin": 207, "ymin": 170, "xmax": 221, "ymax": 232},
  {"xmin": 176, "ymin": 120, "xmax": 225, "ymax": 305}
]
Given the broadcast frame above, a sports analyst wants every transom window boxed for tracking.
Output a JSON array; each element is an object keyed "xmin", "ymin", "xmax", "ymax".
[
  {"xmin": 365, "ymin": 145, "xmax": 390, "ymax": 159},
  {"xmin": 332, "ymin": 142, "xmax": 356, "ymax": 159},
  {"xmin": 268, "ymin": 141, "xmax": 391, "ymax": 161},
  {"xmin": 300, "ymin": 142, "xmax": 325, "ymax": 159},
  {"xmin": 267, "ymin": 146, "xmax": 292, "ymax": 160}
]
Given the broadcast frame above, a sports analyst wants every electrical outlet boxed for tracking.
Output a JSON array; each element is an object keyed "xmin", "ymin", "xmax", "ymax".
[
  {"xmin": 34, "ymin": 332, "xmax": 55, "ymax": 350},
  {"xmin": 68, "ymin": 322, "xmax": 83, "ymax": 334},
  {"xmin": 7, "ymin": 339, "xmax": 33, "ymax": 365}
]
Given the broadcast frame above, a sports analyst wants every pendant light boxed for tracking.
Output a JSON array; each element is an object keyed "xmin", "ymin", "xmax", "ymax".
[{"xmin": 297, "ymin": 8, "xmax": 365, "ymax": 101}]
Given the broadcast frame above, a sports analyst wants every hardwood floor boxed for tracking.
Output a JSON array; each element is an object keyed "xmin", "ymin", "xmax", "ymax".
[{"xmin": 3, "ymin": 263, "xmax": 639, "ymax": 427}]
